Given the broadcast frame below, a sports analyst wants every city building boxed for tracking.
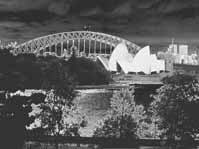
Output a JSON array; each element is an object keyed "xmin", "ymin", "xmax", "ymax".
[{"xmin": 166, "ymin": 43, "xmax": 198, "ymax": 65}]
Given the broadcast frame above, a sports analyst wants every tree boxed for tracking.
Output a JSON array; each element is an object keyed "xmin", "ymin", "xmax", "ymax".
[
  {"xmin": 68, "ymin": 55, "xmax": 112, "ymax": 85},
  {"xmin": 39, "ymin": 56, "xmax": 76, "ymax": 102},
  {"xmin": 37, "ymin": 90, "xmax": 87, "ymax": 136},
  {"xmin": 36, "ymin": 90, "xmax": 87, "ymax": 149},
  {"xmin": 150, "ymin": 73, "xmax": 199, "ymax": 148},
  {"xmin": 35, "ymin": 56, "xmax": 86, "ymax": 149},
  {"xmin": 0, "ymin": 46, "xmax": 77, "ymax": 149},
  {"xmin": 139, "ymin": 107, "xmax": 164, "ymax": 139},
  {"xmin": 0, "ymin": 93, "xmax": 46, "ymax": 149},
  {"xmin": 94, "ymin": 87, "xmax": 146, "ymax": 139}
]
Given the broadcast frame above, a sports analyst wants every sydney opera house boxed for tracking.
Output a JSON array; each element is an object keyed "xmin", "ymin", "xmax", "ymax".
[
  {"xmin": 97, "ymin": 43, "xmax": 165, "ymax": 74},
  {"xmin": 97, "ymin": 42, "xmax": 199, "ymax": 76}
]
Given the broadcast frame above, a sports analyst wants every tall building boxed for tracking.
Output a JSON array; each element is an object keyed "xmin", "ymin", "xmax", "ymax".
[
  {"xmin": 179, "ymin": 45, "xmax": 188, "ymax": 55},
  {"xmin": 164, "ymin": 53, "xmax": 174, "ymax": 72},
  {"xmin": 170, "ymin": 44, "xmax": 178, "ymax": 54}
]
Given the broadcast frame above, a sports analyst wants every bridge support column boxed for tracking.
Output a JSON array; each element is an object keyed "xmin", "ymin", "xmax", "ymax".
[
  {"xmin": 49, "ymin": 43, "xmax": 52, "ymax": 52},
  {"xmin": 61, "ymin": 42, "xmax": 63, "ymax": 56},
  {"xmin": 31, "ymin": 43, "xmax": 34, "ymax": 53},
  {"xmin": 94, "ymin": 40, "xmax": 97, "ymax": 55},
  {"xmin": 78, "ymin": 39, "xmax": 80, "ymax": 55},
  {"xmin": 110, "ymin": 44, "xmax": 113, "ymax": 54},
  {"xmin": 55, "ymin": 44, "xmax": 58, "ymax": 55},
  {"xmin": 83, "ymin": 39, "xmax": 86, "ymax": 53},
  {"xmin": 67, "ymin": 40, "xmax": 69, "ymax": 51},
  {"xmin": 100, "ymin": 42, "xmax": 102, "ymax": 54},
  {"xmin": 89, "ymin": 39, "xmax": 91, "ymax": 55},
  {"xmin": 105, "ymin": 43, "xmax": 107, "ymax": 54}
]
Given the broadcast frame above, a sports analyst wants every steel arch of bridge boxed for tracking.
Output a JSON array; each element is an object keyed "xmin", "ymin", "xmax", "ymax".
[{"xmin": 14, "ymin": 31, "xmax": 141, "ymax": 57}]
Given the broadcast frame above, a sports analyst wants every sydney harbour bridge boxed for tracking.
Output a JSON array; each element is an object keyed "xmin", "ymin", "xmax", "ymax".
[{"xmin": 14, "ymin": 31, "xmax": 141, "ymax": 58}]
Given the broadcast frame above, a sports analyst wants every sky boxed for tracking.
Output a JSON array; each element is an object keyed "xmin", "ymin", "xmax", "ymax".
[
  {"xmin": 1, "ymin": 0, "xmax": 199, "ymax": 16},
  {"xmin": 1, "ymin": 0, "xmax": 199, "ymax": 48},
  {"xmin": 0, "ymin": 0, "xmax": 70, "ymax": 15}
]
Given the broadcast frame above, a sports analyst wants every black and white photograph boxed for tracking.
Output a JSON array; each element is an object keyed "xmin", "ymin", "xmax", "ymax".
[{"xmin": 0, "ymin": 0, "xmax": 199, "ymax": 149}]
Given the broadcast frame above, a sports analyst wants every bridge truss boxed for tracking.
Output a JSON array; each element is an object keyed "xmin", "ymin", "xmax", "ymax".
[{"xmin": 13, "ymin": 31, "xmax": 141, "ymax": 58}]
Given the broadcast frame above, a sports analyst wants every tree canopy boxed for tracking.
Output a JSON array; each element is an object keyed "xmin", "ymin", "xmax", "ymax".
[
  {"xmin": 68, "ymin": 54, "xmax": 112, "ymax": 85},
  {"xmin": 150, "ymin": 73, "xmax": 199, "ymax": 146},
  {"xmin": 94, "ymin": 88, "xmax": 146, "ymax": 139},
  {"xmin": 0, "ymin": 49, "xmax": 111, "ymax": 91},
  {"xmin": 36, "ymin": 90, "xmax": 87, "ymax": 137}
]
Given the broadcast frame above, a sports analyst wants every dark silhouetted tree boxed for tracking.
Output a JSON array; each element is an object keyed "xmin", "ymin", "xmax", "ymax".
[
  {"xmin": 150, "ymin": 73, "xmax": 199, "ymax": 148},
  {"xmin": 0, "ymin": 93, "xmax": 46, "ymax": 149},
  {"xmin": 68, "ymin": 56, "xmax": 112, "ymax": 85}
]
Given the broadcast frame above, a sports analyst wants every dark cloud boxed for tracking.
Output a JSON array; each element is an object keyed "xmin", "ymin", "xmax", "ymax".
[
  {"xmin": 0, "ymin": 0, "xmax": 71, "ymax": 15},
  {"xmin": 0, "ymin": 0, "xmax": 151, "ymax": 15},
  {"xmin": 0, "ymin": 0, "xmax": 50, "ymax": 11},
  {"xmin": 0, "ymin": 0, "xmax": 199, "ymax": 18},
  {"xmin": 48, "ymin": 0, "xmax": 71, "ymax": 15}
]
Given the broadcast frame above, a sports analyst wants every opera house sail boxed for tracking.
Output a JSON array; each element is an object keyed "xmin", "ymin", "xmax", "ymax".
[
  {"xmin": 108, "ymin": 42, "xmax": 134, "ymax": 73},
  {"xmin": 130, "ymin": 46, "xmax": 151, "ymax": 74},
  {"xmin": 150, "ymin": 54, "xmax": 165, "ymax": 73},
  {"xmin": 99, "ymin": 42, "xmax": 166, "ymax": 74}
]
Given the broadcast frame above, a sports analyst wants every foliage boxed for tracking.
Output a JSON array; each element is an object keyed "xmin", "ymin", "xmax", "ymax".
[
  {"xmin": 0, "ymin": 48, "xmax": 112, "ymax": 89},
  {"xmin": 0, "ymin": 45, "xmax": 108, "ymax": 149},
  {"xmin": 94, "ymin": 88, "xmax": 146, "ymax": 139},
  {"xmin": 0, "ymin": 46, "xmax": 77, "ymax": 148},
  {"xmin": 138, "ymin": 110, "xmax": 164, "ymax": 139},
  {"xmin": 0, "ymin": 50, "xmax": 75, "ymax": 97},
  {"xmin": 68, "ymin": 55, "xmax": 112, "ymax": 85},
  {"xmin": 37, "ymin": 55, "xmax": 76, "ymax": 100},
  {"xmin": 150, "ymin": 73, "xmax": 199, "ymax": 145},
  {"xmin": 36, "ymin": 90, "xmax": 87, "ymax": 137},
  {"xmin": 0, "ymin": 93, "xmax": 46, "ymax": 149}
]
